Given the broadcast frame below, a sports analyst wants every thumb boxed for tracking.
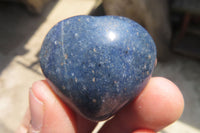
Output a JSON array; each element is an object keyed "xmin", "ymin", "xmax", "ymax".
[{"xmin": 29, "ymin": 80, "xmax": 77, "ymax": 133}]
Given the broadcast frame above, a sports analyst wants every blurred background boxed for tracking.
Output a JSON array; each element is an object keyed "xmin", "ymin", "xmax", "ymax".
[{"xmin": 0, "ymin": 0, "xmax": 199, "ymax": 132}]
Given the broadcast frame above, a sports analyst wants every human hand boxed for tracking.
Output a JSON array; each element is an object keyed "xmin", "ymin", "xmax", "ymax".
[{"xmin": 16, "ymin": 77, "xmax": 184, "ymax": 133}]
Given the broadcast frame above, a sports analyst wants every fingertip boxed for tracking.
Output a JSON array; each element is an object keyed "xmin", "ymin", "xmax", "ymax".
[
  {"xmin": 130, "ymin": 77, "xmax": 184, "ymax": 130},
  {"xmin": 148, "ymin": 77, "xmax": 184, "ymax": 125},
  {"xmin": 100, "ymin": 77, "xmax": 184, "ymax": 132},
  {"xmin": 30, "ymin": 80, "xmax": 77, "ymax": 133}
]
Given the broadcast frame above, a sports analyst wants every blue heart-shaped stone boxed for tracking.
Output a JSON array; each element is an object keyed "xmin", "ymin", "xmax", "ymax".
[{"xmin": 39, "ymin": 15, "xmax": 156, "ymax": 121}]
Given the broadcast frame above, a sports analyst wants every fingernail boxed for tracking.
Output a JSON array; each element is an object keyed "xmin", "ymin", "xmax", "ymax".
[{"xmin": 29, "ymin": 87, "xmax": 44, "ymax": 132}]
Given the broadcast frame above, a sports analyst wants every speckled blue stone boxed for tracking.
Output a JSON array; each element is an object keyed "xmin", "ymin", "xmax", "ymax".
[{"xmin": 39, "ymin": 15, "xmax": 156, "ymax": 121}]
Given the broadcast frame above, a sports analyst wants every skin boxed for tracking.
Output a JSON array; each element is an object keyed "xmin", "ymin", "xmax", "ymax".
[{"xmin": 16, "ymin": 77, "xmax": 184, "ymax": 133}]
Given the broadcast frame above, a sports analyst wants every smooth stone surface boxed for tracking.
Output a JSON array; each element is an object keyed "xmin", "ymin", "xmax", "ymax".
[{"xmin": 39, "ymin": 15, "xmax": 156, "ymax": 121}]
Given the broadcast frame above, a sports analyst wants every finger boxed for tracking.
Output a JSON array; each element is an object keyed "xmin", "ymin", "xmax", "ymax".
[
  {"xmin": 99, "ymin": 77, "xmax": 184, "ymax": 133},
  {"xmin": 29, "ymin": 80, "xmax": 97, "ymax": 133}
]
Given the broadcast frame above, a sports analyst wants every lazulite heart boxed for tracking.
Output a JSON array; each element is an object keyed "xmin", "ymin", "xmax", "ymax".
[{"xmin": 39, "ymin": 15, "xmax": 156, "ymax": 121}]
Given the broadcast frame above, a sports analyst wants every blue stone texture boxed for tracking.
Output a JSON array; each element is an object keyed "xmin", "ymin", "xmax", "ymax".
[{"xmin": 39, "ymin": 15, "xmax": 156, "ymax": 121}]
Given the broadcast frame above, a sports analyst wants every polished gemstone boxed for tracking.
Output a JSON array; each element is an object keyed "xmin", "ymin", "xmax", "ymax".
[{"xmin": 39, "ymin": 15, "xmax": 156, "ymax": 121}]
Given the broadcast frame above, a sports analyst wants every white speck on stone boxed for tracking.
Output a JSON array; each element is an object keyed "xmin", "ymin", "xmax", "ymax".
[
  {"xmin": 126, "ymin": 58, "xmax": 132, "ymax": 64},
  {"xmin": 86, "ymin": 18, "xmax": 90, "ymax": 22},
  {"xmin": 122, "ymin": 64, "xmax": 126, "ymax": 69},
  {"xmin": 143, "ymin": 64, "xmax": 147, "ymax": 69},
  {"xmin": 66, "ymin": 21, "xmax": 70, "ymax": 25},
  {"xmin": 71, "ymin": 73, "xmax": 74, "ymax": 76},
  {"xmin": 89, "ymin": 62, "xmax": 95, "ymax": 68},
  {"xmin": 119, "ymin": 16, "xmax": 123, "ymax": 19},
  {"xmin": 75, "ymin": 33, "xmax": 79, "ymax": 38},
  {"xmin": 122, "ymin": 72, "xmax": 127, "ymax": 78},
  {"xmin": 83, "ymin": 85, "xmax": 87, "ymax": 90},
  {"xmin": 144, "ymin": 33, "xmax": 148, "ymax": 37},
  {"xmin": 54, "ymin": 41, "xmax": 59, "ymax": 45},
  {"xmin": 68, "ymin": 60, "xmax": 72, "ymax": 64},
  {"xmin": 114, "ymin": 81, "xmax": 119, "ymax": 88},
  {"xmin": 56, "ymin": 68, "xmax": 60, "ymax": 73}
]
